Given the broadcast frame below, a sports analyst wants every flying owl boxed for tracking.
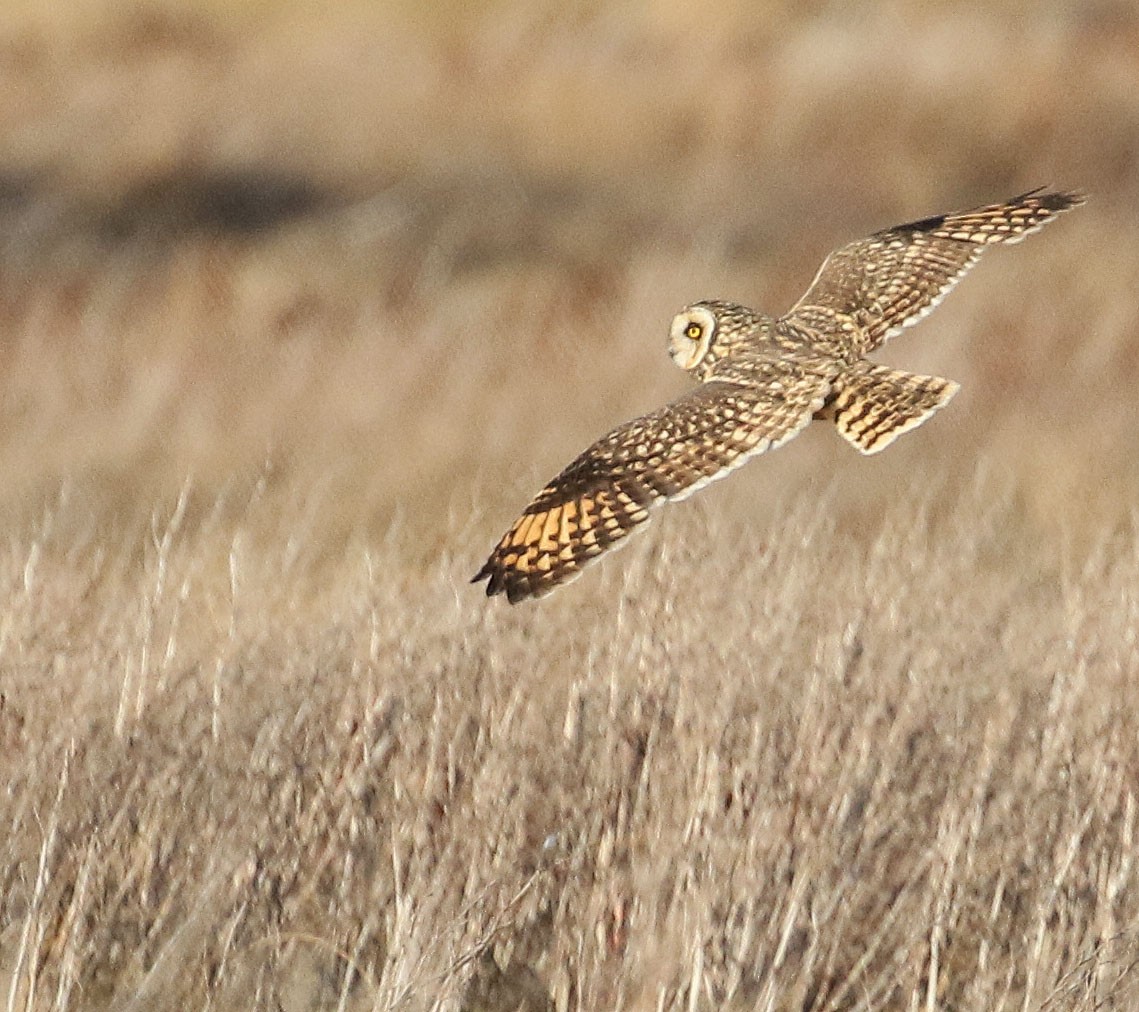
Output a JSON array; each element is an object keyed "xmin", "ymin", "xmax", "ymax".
[{"xmin": 473, "ymin": 188, "xmax": 1084, "ymax": 602}]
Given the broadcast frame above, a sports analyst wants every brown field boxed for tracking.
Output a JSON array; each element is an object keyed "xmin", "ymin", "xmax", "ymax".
[{"xmin": 2, "ymin": 2, "xmax": 1139, "ymax": 1009}]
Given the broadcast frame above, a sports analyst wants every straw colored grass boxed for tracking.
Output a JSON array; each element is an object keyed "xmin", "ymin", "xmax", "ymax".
[{"xmin": 4, "ymin": 480, "xmax": 1139, "ymax": 1010}]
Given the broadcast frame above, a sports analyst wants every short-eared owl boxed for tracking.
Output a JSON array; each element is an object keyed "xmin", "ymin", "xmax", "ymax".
[{"xmin": 474, "ymin": 188, "xmax": 1083, "ymax": 602}]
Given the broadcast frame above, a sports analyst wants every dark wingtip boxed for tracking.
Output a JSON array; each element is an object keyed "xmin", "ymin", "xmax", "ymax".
[
  {"xmin": 1024, "ymin": 187, "xmax": 1087, "ymax": 211},
  {"xmin": 470, "ymin": 562, "xmax": 497, "ymax": 595},
  {"xmin": 471, "ymin": 560, "xmax": 516, "ymax": 602},
  {"xmin": 471, "ymin": 557, "xmax": 555, "ymax": 604},
  {"xmin": 903, "ymin": 187, "xmax": 1087, "ymax": 236},
  {"xmin": 1056, "ymin": 189, "xmax": 1088, "ymax": 209}
]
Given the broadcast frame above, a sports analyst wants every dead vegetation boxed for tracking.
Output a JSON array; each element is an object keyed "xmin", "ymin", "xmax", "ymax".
[
  {"xmin": 4, "ymin": 482, "xmax": 1139, "ymax": 1010},
  {"xmin": 2, "ymin": 1, "xmax": 1139, "ymax": 1009}
]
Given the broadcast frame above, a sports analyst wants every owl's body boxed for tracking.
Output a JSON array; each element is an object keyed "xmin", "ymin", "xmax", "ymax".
[{"xmin": 474, "ymin": 188, "xmax": 1084, "ymax": 602}]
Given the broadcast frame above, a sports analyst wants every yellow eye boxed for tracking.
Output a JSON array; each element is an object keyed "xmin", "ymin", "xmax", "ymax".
[{"xmin": 685, "ymin": 322, "xmax": 703, "ymax": 340}]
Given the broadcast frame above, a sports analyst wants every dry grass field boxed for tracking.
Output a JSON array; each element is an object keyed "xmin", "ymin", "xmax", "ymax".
[{"xmin": 2, "ymin": 1, "xmax": 1139, "ymax": 1009}]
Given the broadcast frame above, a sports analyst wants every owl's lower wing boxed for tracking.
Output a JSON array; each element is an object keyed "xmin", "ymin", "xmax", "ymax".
[
  {"xmin": 473, "ymin": 365, "xmax": 831, "ymax": 603},
  {"xmin": 781, "ymin": 188, "xmax": 1084, "ymax": 354}
]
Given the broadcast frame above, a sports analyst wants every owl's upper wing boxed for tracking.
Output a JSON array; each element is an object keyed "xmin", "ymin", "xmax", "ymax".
[
  {"xmin": 781, "ymin": 189, "xmax": 1084, "ymax": 354},
  {"xmin": 472, "ymin": 357, "xmax": 832, "ymax": 603}
]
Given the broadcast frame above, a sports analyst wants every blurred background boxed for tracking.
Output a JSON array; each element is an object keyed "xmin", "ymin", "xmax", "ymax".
[{"xmin": 0, "ymin": 0, "xmax": 1135, "ymax": 569}]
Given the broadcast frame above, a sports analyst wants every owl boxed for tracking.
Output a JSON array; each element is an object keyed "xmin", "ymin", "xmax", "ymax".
[{"xmin": 473, "ymin": 188, "xmax": 1084, "ymax": 602}]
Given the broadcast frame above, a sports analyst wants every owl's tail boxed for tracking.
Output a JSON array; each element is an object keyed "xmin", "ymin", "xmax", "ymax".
[{"xmin": 828, "ymin": 361, "xmax": 959, "ymax": 455}]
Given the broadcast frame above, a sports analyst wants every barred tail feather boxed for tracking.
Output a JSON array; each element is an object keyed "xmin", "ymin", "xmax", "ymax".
[{"xmin": 831, "ymin": 362, "xmax": 959, "ymax": 455}]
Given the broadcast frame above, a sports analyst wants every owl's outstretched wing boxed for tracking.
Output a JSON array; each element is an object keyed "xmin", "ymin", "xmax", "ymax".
[
  {"xmin": 473, "ymin": 359, "xmax": 831, "ymax": 603},
  {"xmin": 466, "ymin": 360, "xmax": 833, "ymax": 606},
  {"xmin": 781, "ymin": 188, "xmax": 1084, "ymax": 354}
]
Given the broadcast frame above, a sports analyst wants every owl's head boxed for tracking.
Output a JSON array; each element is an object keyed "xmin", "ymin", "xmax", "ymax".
[{"xmin": 668, "ymin": 300, "xmax": 764, "ymax": 379}]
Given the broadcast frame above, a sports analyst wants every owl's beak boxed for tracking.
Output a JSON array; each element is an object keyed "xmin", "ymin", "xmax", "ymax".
[{"xmin": 668, "ymin": 335, "xmax": 700, "ymax": 371}]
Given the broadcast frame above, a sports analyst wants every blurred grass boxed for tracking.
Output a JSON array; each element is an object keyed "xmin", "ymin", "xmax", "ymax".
[
  {"xmin": 3, "ymin": 476, "xmax": 1139, "ymax": 1010},
  {"xmin": 1, "ymin": 1, "xmax": 1139, "ymax": 1008},
  {"xmin": 0, "ymin": 0, "xmax": 1134, "ymax": 547}
]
